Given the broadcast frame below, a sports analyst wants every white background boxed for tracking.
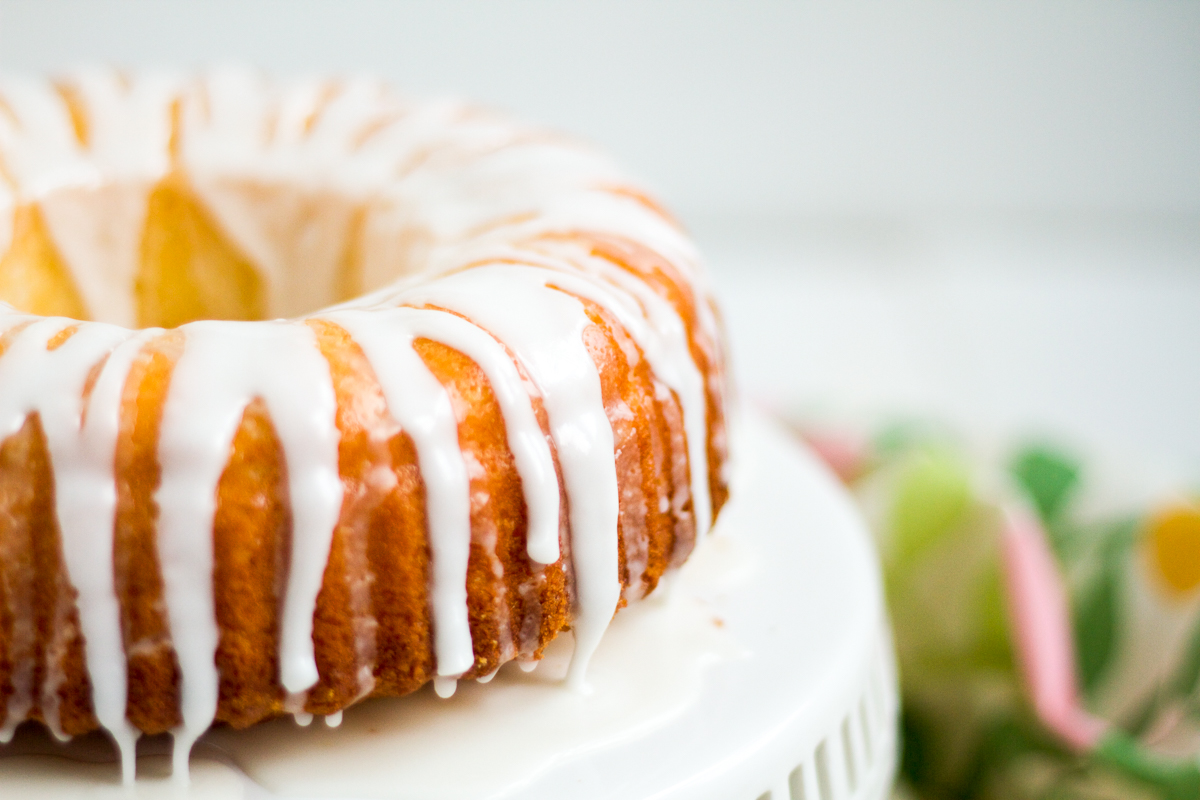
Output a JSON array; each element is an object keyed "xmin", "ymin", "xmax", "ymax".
[{"xmin": 2, "ymin": 1, "xmax": 1198, "ymax": 482}]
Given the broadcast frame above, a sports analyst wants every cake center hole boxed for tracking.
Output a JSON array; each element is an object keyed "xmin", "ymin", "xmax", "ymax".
[{"xmin": 0, "ymin": 176, "xmax": 377, "ymax": 328}]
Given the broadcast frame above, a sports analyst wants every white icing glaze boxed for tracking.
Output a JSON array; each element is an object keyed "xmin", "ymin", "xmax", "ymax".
[
  {"xmin": 0, "ymin": 315, "xmax": 143, "ymax": 774},
  {"xmin": 491, "ymin": 248, "xmax": 712, "ymax": 541},
  {"xmin": 0, "ymin": 76, "xmax": 98, "ymax": 199},
  {"xmin": 335, "ymin": 305, "xmax": 560, "ymax": 563},
  {"xmin": 395, "ymin": 265, "xmax": 621, "ymax": 690},
  {"xmin": 433, "ymin": 677, "xmax": 458, "ymax": 699},
  {"xmin": 326, "ymin": 309, "xmax": 474, "ymax": 679},
  {"xmin": 155, "ymin": 320, "xmax": 342, "ymax": 778},
  {"xmin": 0, "ymin": 68, "xmax": 725, "ymax": 784},
  {"xmin": 50, "ymin": 328, "xmax": 162, "ymax": 782}
]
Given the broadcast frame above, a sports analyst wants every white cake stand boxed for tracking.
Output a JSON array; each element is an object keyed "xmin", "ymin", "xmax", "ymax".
[{"xmin": 0, "ymin": 412, "xmax": 897, "ymax": 800}]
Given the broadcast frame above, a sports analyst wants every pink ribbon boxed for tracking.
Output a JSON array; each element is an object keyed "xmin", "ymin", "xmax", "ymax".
[{"xmin": 1001, "ymin": 509, "xmax": 1109, "ymax": 751}]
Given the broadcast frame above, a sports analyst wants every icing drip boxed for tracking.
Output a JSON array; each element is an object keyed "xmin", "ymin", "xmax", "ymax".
[
  {"xmin": 395, "ymin": 266, "xmax": 622, "ymax": 690},
  {"xmin": 577, "ymin": 257, "xmax": 712, "ymax": 538},
  {"xmin": 493, "ymin": 249, "xmax": 712, "ymax": 540},
  {"xmin": 49, "ymin": 328, "xmax": 162, "ymax": 782},
  {"xmin": 433, "ymin": 677, "xmax": 458, "ymax": 699},
  {"xmin": 0, "ymin": 315, "xmax": 146, "ymax": 777},
  {"xmin": 326, "ymin": 310, "xmax": 474, "ymax": 679},
  {"xmin": 336, "ymin": 306, "xmax": 560, "ymax": 564},
  {"xmin": 155, "ymin": 320, "xmax": 342, "ymax": 779}
]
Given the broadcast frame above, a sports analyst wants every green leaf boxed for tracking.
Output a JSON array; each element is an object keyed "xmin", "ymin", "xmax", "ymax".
[
  {"xmin": 1073, "ymin": 556, "xmax": 1121, "ymax": 697},
  {"xmin": 1011, "ymin": 445, "xmax": 1081, "ymax": 523},
  {"xmin": 1095, "ymin": 731, "xmax": 1200, "ymax": 800},
  {"xmin": 874, "ymin": 419, "xmax": 935, "ymax": 457},
  {"xmin": 899, "ymin": 707, "xmax": 932, "ymax": 788},
  {"xmin": 959, "ymin": 713, "xmax": 1070, "ymax": 799},
  {"xmin": 1168, "ymin": 614, "xmax": 1200, "ymax": 698}
]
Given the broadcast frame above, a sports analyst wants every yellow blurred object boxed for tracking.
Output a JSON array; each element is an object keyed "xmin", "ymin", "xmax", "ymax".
[{"xmin": 1147, "ymin": 502, "xmax": 1200, "ymax": 598}]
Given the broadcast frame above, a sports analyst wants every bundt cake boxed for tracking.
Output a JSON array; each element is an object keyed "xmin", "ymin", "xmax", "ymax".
[{"xmin": 0, "ymin": 68, "xmax": 730, "ymax": 782}]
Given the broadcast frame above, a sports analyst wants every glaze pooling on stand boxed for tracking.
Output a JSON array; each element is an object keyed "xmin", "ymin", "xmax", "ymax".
[{"xmin": 0, "ymin": 68, "xmax": 729, "ymax": 782}]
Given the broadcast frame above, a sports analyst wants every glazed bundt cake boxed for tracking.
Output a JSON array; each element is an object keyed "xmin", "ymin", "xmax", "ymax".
[{"xmin": 0, "ymin": 68, "xmax": 730, "ymax": 781}]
